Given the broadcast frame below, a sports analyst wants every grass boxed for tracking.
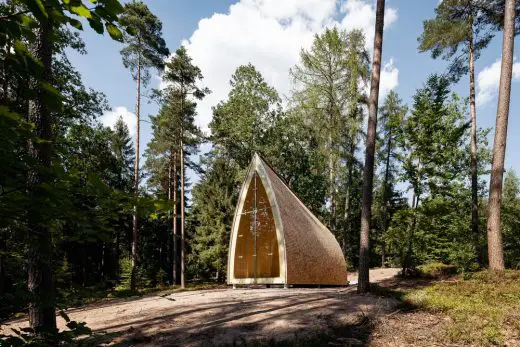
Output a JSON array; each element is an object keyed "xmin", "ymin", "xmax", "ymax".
[{"xmin": 402, "ymin": 270, "xmax": 520, "ymax": 346}]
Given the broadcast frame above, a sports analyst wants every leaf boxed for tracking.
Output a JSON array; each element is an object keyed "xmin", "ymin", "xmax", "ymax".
[
  {"xmin": 70, "ymin": 4, "xmax": 92, "ymax": 19},
  {"xmin": 125, "ymin": 26, "xmax": 137, "ymax": 37},
  {"xmin": 87, "ymin": 17, "xmax": 104, "ymax": 34},
  {"xmin": 25, "ymin": 0, "xmax": 48, "ymax": 22},
  {"xmin": 103, "ymin": 0, "xmax": 124, "ymax": 16},
  {"xmin": 68, "ymin": 18, "xmax": 83, "ymax": 30},
  {"xmin": 105, "ymin": 23, "xmax": 123, "ymax": 42},
  {"xmin": 16, "ymin": 14, "xmax": 38, "ymax": 29}
]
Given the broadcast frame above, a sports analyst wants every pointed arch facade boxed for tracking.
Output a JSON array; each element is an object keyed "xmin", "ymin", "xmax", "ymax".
[{"xmin": 227, "ymin": 154, "xmax": 348, "ymax": 286}]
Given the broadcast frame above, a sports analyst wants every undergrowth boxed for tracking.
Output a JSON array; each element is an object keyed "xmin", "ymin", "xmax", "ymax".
[{"xmin": 403, "ymin": 270, "xmax": 520, "ymax": 346}]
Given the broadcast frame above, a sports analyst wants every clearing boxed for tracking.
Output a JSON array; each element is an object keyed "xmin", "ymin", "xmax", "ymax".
[
  {"xmin": 6, "ymin": 267, "xmax": 519, "ymax": 346},
  {"xmin": 3, "ymin": 269, "xmax": 399, "ymax": 346}
]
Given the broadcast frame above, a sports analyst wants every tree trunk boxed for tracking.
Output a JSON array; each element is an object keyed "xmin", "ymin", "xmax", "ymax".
[
  {"xmin": 358, "ymin": 0, "xmax": 385, "ymax": 294},
  {"xmin": 131, "ymin": 52, "xmax": 141, "ymax": 291},
  {"xmin": 173, "ymin": 151, "xmax": 179, "ymax": 285},
  {"xmin": 381, "ymin": 128, "xmax": 392, "ymax": 268},
  {"xmin": 343, "ymin": 142, "xmax": 355, "ymax": 260},
  {"xmin": 468, "ymin": 21, "xmax": 480, "ymax": 265},
  {"xmin": 27, "ymin": 17, "xmax": 57, "ymax": 331},
  {"xmin": 487, "ymin": 0, "xmax": 515, "ymax": 272},
  {"xmin": 180, "ymin": 98, "xmax": 186, "ymax": 289}
]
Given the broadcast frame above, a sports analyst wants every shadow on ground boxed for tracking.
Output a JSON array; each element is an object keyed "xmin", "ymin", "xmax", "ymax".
[{"xmin": 80, "ymin": 280, "xmax": 433, "ymax": 347}]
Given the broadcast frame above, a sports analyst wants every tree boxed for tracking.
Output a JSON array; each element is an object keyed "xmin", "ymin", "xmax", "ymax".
[
  {"xmin": 487, "ymin": 0, "xmax": 516, "ymax": 272},
  {"xmin": 119, "ymin": 0, "xmax": 169, "ymax": 290},
  {"xmin": 290, "ymin": 28, "xmax": 369, "ymax": 240},
  {"xmin": 376, "ymin": 90, "xmax": 406, "ymax": 266},
  {"xmin": 188, "ymin": 155, "xmax": 240, "ymax": 281},
  {"xmin": 358, "ymin": 0, "xmax": 385, "ymax": 294},
  {"xmin": 395, "ymin": 75, "xmax": 475, "ymax": 272},
  {"xmin": 162, "ymin": 46, "xmax": 208, "ymax": 288},
  {"xmin": 418, "ymin": 0, "xmax": 509, "ymax": 263},
  {"xmin": 0, "ymin": 0, "xmax": 127, "ymax": 332},
  {"xmin": 501, "ymin": 170, "xmax": 520, "ymax": 268}
]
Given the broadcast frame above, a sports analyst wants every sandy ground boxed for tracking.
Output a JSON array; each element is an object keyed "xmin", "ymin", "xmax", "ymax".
[{"xmin": 3, "ymin": 268, "xmax": 400, "ymax": 346}]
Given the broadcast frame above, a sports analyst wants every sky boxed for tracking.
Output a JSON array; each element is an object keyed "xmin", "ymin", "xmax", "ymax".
[{"xmin": 68, "ymin": 0, "xmax": 520, "ymax": 188}]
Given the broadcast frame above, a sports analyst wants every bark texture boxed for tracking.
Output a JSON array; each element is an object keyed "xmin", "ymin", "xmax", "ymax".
[
  {"xmin": 358, "ymin": 0, "xmax": 385, "ymax": 293},
  {"xmin": 468, "ymin": 22, "xmax": 480, "ymax": 263},
  {"xmin": 486, "ymin": 0, "xmax": 515, "ymax": 272}
]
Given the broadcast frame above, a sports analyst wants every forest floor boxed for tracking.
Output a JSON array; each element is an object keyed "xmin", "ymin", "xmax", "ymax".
[{"xmin": 3, "ymin": 267, "xmax": 520, "ymax": 346}]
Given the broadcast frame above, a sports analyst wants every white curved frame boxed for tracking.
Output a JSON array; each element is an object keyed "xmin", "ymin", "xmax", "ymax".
[{"xmin": 227, "ymin": 154, "xmax": 287, "ymax": 285}]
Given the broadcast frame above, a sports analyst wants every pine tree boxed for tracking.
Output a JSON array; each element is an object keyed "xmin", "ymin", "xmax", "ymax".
[
  {"xmin": 359, "ymin": 0, "xmax": 386, "ymax": 293},
  {"xmin": 189, "ymin": 155, "xmax": 240, "ymax": 281},
  {"xmin": 418, "ymin": 0, "xmax": 505, "ymax": 263},
  {"xmin": 290, "ymin": 28, "xmax": 369, "ymax": 238},
  {"xmin": 119, "ymin": 0, "xmax": 169, "ymax": 290},
  {"xmin": 487, "ymin": 0, "xmax": 516, "ymax": 272},
  {"xmin": 377, "ymin": 90, "xmax": 406, "ymax": 267},
  {"xmin": 161, "ymin": 46, "xmax": 208, "ymax": 288}
]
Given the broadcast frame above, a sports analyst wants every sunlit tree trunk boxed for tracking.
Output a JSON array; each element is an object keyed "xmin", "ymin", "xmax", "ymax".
[
  {"xmin": 487, "ymin": 0, "xmax": 515, "ymax": 272},
  {"xmin": 468, "ymin": 18, "xmax": 480, "ymax": 264},
  {"xmin": 27, "ymin": 18, "xmax": 57, "ymax": 330},
  {"xmin": 358, "ymin": 0, "xmax": 385, "ymax": 293}
]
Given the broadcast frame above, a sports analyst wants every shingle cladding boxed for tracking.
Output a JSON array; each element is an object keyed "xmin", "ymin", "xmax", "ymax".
[{"xmin": 262, "ymin": 158, "xmax": 348, "ymax": 285}]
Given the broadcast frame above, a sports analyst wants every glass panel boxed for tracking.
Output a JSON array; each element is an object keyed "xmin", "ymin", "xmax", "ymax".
[{"xmin": 234, "ymin": 172, "xmax": 280, "ymax": 279}]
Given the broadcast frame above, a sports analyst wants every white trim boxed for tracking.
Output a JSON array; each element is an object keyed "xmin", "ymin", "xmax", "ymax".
[{"xmin": 227, "ymin": 154, "xmax": 287, "ymax": 285}]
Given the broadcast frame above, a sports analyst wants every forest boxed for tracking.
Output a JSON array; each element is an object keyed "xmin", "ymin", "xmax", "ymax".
[{"xmin": 1, "ymin": 0, "xmax": 520, "ymax": 346}]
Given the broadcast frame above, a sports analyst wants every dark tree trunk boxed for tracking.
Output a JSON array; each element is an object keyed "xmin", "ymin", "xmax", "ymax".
[
  {"xmin": 358, "ymin": 0, "xmax": 385, "ymax": 293},
  {"xmin": 27, "ymin": 17, "xmax": 57, "ymax": 330},
  {"xmin": 487, "ymin": 0, "xmax": 515, "ymax": 272}
]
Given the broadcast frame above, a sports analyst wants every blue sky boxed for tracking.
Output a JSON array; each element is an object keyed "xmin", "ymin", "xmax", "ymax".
[{"xmin": 68, "ymin": 0, "xmax": 520, "ymax": 188}]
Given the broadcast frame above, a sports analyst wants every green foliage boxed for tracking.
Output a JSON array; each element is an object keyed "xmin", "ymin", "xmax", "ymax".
[
  {"xmin": 501, "ymin": 170, "xmax": 520, "ymax": 269},
  {"xmin": 418, "ymin": 0, "xmax": 520, "ymax": 81},
  {"xmin": 188, "ymin": 156, "xmax": 240, "ymax": 281},
  {"xmin": 416, "ymin": 261, "xmax": 458, "ymax": 278},
  {"xmin": 119, "ymin": 0, "xmax": 169, "ymax": 85},
  {"xmin": 404, "ymin": 270, "xmax": 520, "ymax": 346},
  {"xmin": 211, "ymin": 63, "xmax": 281, "ymax": 169},
  {"xmin": 384, "ymin": 75, "xmax": 491, "ymax": 273}
]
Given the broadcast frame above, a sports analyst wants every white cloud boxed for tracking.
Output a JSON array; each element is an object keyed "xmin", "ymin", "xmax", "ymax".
[
  {"xmin": 176, "ymin": 0, "xmax": 399, "ymax": 132},
  {"xmin": 101, "ymin": 106, "xmax": 137, "ymax": 137},
  {"xmin": 380, "ymin": 58, "xmax": 399, "ymax": 97},
  {"xmin": 477, "ymin": 58, "xmax": 520, "ymax": 106}
]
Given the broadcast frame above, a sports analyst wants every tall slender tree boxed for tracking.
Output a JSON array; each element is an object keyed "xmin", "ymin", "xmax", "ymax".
[
  {"xmin": 0, "ymin": 0, "xmax": 126, "ymax": 332},
  {"xmin": 377, "ymin": 90, "xmax": 406, "ymax": 267},
  {"xmin": 487, "ymin": 0, "xmax": 516, "ymax": 272},
  {"xmin": 358, "ymin": 0, "xmax": 385, "ymax": 293},
  {"xmin": 119, "ymin": 0, "xmax": 169, "ymax": 290},
  {"xmin": 290, "ymin": 28, "xmax": 369, "ymax": 237},
  {"xmin": 162, "ymin": 46, "xmax": 208, "ymax": 288},
  {"xmin": 418, "ymin": 0, "xmax": 511, "ymax": 261}
]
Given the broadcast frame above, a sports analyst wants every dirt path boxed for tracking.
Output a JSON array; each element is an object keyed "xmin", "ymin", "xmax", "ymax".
[{"xmin": 3, "ymin": 268, "xmax": 400, "ymax": 346}]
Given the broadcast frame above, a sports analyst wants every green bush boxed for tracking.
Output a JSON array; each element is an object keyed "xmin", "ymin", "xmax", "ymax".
[{"xmin": 417, "ymin": 262, "xmax": 457, "ymax": 278}]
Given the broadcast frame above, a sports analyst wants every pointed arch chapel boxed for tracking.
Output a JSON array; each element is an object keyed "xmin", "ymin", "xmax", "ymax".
[{"xmin": 227, "ymin": 154, "xmax": 348, "ymax": 286}]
